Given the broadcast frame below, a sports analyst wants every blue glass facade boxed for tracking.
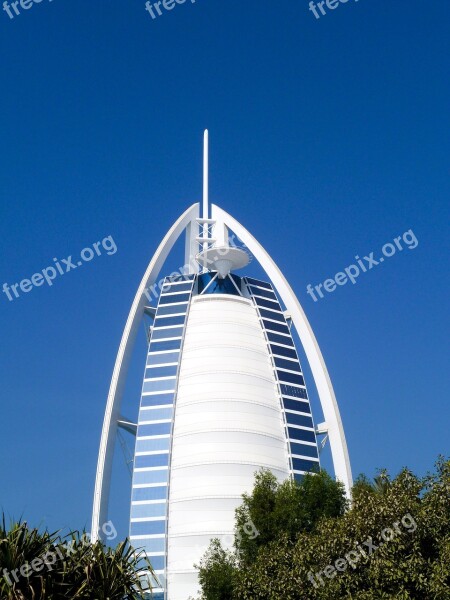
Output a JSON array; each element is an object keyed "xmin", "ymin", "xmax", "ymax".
[
  {"xmin": 130, "ymin": 274, "xmax": 196, "ymax": 594},
  {"xmin": 244, "ymin": 276, "xmax": 320, "ymax": 480}
]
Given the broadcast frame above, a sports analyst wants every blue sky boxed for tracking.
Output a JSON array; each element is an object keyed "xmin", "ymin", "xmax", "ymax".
[{"xmin": 0, "ymin": 0, "xmax": 448, "ymax": 539}]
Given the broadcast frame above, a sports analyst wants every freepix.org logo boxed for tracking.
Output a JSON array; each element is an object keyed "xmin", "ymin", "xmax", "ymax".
[
  {"xmin": 2, "ymin": 235, "xmax": 117, "ymax": 303},
  {"xmin": 308, "ymin": 0, "xmax": 362, "ymax": 20},
  {"xmin": 1, "ymin": 521, "xmax": 117, "ymax": 586},
  {"xmin": 306, "ymin": 229, "xmax": 418, "ymax": 302},
  {"xmin": 307, "ymin": 513, "xmax": 418, "ymax": 588},
  {"xmin": 145, "ymin": 0, "xmax": 196, "ymax": 20},
  {"xmin": 2, "ymin": 0, "xmax": 54, "ymax": 20}
]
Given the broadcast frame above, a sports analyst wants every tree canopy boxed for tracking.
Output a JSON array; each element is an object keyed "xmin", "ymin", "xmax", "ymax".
[
  {"xmin": 197, "ymin": 458, "xmax": 450, "ymax": 599},
  {"xmin": 0, "ymin": 518, "xmax": 154, "ymax": 600}
]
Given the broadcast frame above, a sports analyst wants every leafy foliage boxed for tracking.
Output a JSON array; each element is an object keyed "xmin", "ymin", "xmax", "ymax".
[
  {"xmin": 0, "ymin": 518, "xmax": 155, "ymax": 600},
  {"xmin": 234, "ymin": 469, "xmax": 347, "ymax": 566},
  {"xmin": 198, "ymin": 458, "xmax": 450, "ymax": 600},
  {"xmin": 197, "ymin": 469, "xmax": 347, "ymax": 599},
  {"xmin": 197, "ymin": 539, "xmax": 236, "ymax": 600}
]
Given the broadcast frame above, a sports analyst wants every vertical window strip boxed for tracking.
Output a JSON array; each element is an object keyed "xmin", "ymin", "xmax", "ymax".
[
  {"xmin": 135, "ymin": 274, "xmax": 195, "ymax": 586},
  {"xmin": 245, "ymin": 279, "xmax": 320, "ymax": 477},
  {"xmin": 131, "ymin": 274, "xmax": 195, "ymax": 578}
]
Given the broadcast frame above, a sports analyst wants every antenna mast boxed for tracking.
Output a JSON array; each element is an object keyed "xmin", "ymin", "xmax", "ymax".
[{"xmin": 203, "ymin": 129, "xmax": 209, "ymax": 254}]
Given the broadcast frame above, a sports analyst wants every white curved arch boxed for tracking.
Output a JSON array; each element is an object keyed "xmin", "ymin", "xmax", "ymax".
[
  {"xmin": 211, "ymin": 204, "xmax": 353, "ymax": 496},
  {"xmin": 91, "ymin": 203, "xmax": 200, "ymax": 541}
]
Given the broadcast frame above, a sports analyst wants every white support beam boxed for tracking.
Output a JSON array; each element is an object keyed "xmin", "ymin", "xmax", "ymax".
[
  {"xmin": 315, "ymin": 422, "xmax": 328, "ymax": 435},
  {"xmin": 117, "ymin": 419, "xmax": 138, "ymax": 436},
  {"xmin": 144, "ymin": 306, "xmax": 157, "ymax": 318},
  {"xmin": 185, "ymin": 219, "xmax": 200, "ymax": 275},
  {"xmin": 212, "ymin": 220, "xmax": 229, "ymax": 247}
]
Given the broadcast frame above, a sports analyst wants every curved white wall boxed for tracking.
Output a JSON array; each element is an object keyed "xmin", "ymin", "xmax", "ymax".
[{"xmin": 166, "ymin": 294, "xmax": 290, "ymax": 600}]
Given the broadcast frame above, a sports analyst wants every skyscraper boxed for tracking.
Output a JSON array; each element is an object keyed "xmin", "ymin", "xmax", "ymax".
[{"xmin": 91, "ymin": 132, "xmax": 352, "ymax": 600}]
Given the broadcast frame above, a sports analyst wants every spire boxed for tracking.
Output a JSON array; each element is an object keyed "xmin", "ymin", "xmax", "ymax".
[
  {"xmin": 203, "ymin": 129, "xmax": 209, "ymax": 237},
  {"xmin": 196, "ymin": 129, "xmax": 250, "ymax": 278}
]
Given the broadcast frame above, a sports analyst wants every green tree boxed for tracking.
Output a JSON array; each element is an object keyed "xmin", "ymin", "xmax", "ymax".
[
  {"xmin": 0, "ymin": 518, "xmax": 155, "ymax": 600},
  {"xmin": 234, "ymin": 469, "xmax": 347, "ymax": 566},
  {"xmin": 352, "ymin": 469, "xmax": 392, "ymax": 499},
  {"xmin": 198, "ymin": 459, "xmax": 450, "ymax": 599},
  {"xmin": 235, "ymin": 459, "xmax": 450, "ymax": 599},
  {"xmin": 197, "ymin": 468, "xmax": 347, "ymax": 599},
  {"xmin": 0, "ymin": 518, "xmax": 57, "ymax": 600},
  {"xmin": 196, "ymin": 539, "xmax": 236, "ymax": 600}
]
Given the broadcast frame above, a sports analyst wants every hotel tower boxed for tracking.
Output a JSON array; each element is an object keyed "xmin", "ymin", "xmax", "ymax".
[{"xmin": 91, "ymin": 132, "xmax": 352, "ymax": 599}]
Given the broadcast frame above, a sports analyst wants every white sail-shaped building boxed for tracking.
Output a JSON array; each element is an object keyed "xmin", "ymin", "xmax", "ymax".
[{"xmin": 91, "ymin": 132, "xmax": 352, "ymax": 600}]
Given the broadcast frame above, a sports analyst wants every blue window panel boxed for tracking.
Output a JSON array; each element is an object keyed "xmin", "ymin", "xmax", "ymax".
[
  {"xmin": 248, "ymin": 286, "xmax": 277, "ymax": 300},
  {"xmin": 290, "ymin": 442, "xmax": 319, "ymax": 459},
  {"xmin": 156, "ymin": 303, "xmax": 188, "ymax": 316},
  {"xmin": 147, "ymin": 351, "xmax": 180, "ymax": 365},
  {"xmin": 133, "ymin": 469, "xmax": 168, "ymax": 485},
  {"xmin": 151, "ymin": 327, "xmax": 184, "ymax": 340},
  {"xmin": 278, "ymin": 371, "xmax": 305, "ymax": 386},
  {"xmin": 294, "ymin": 473, "xmax": 304, "ymax": 483},
  {"xmin": 130, "ymin": 520, "xmax": 166, "ymax": 537},
  {"xmin": 132, "ymin": 486, "xmax": 167, "ymax": 501},
  {"xmin": 274, "ymin": 356, "xmax": 301, "ymax": 372},
  {"xmin": 281, "ymin": 385, "xmax": 308, "ymax": 399},
  {"xmin": 245, "ymin": 277, "xmax": 272, "ymax": 289},
  {"xmin": 151, "ymin": 592, "xmax": 165, "ymax": 600},
  {"xmin": 259, "ymin": 308, "xmax": 285, "ymax": 322},
  {"xmin": 139, "ymin": 408, "xmax": 173, "ymax": 422},
  {"xmin": 254, "ymin": 297, "xmax": 281, "ymax": 311},
  {"xmin": 149, "ymin": 555, "xmax": 165, "ymax": 572},
  {"xmin": 270, "ymin": 344, "xmax": 297, "ymax": 359},
  {"xmin": 138, "ymin": 423, "xmax": 171, "ymax": 437},
  {"xmin": 135, "ymin": 438, "xmax": 170, "ymax": 452},
  {"xmin": 149, "ymin": 338, "xmax": 182, "ymax": 352},
  {"xmin": 266, "ymin": 331, "xmax": 294, "ymax": 347},
  {"xmin": 132, "ymin": 537, "xmax": 165, "ymax": 553},
  {"xmin": 283, "ymin": 398, "xmax": 311, "ymax": 413},
  {"xmin": 229, "ymin": 273, "xmax": 242, "ymax": 287},
  {"xmin": 161, "ymin": 282, "xmax": 193, "ymax": 293},
  {"xmin": 145, "ymin": 365, "xmax": 178, "ymax": 379},
  {"xmin": 197, "ymin": 272, "xmax": 241, "ymax": 296},
  {"xmin": 141, "ymin": 393, "xmax": 174, "ymax": 407},
  {"xmin": 135, "ymin": 454, "xmax": 169, "ymax": 469},
  {"xmin": 142, "ymin": 379, "xmax": 176, "ymax": 394},
  {"xmin": 153, "ymin": 314, "xmax": 186, "ymax": 328},
  {"xmin": 158, "ymin": 292, "xmax": 191, "ymax": 305},
  {"xmin": 262, "ymin": 320, "xmax": 290, "ymax": 335},
  {"xmin": 292, "ymin": 458, "xmax": 319, "ymax": 473},
  {"xmin": 130, "ymin": 503, "xmax": 166, "ymax": 519},
  {"xmin": 288, "ymin": 427, "xmax": 317, "ymax": 444},
  {"xmin": 285, "ymin": 412, "xmax": 314, "ymax": 428}
]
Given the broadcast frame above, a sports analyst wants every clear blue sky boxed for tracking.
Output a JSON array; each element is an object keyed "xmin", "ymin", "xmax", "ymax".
[{"xmin": 0, "ymin": 0, "xmax": 448, "ymax": 539}]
